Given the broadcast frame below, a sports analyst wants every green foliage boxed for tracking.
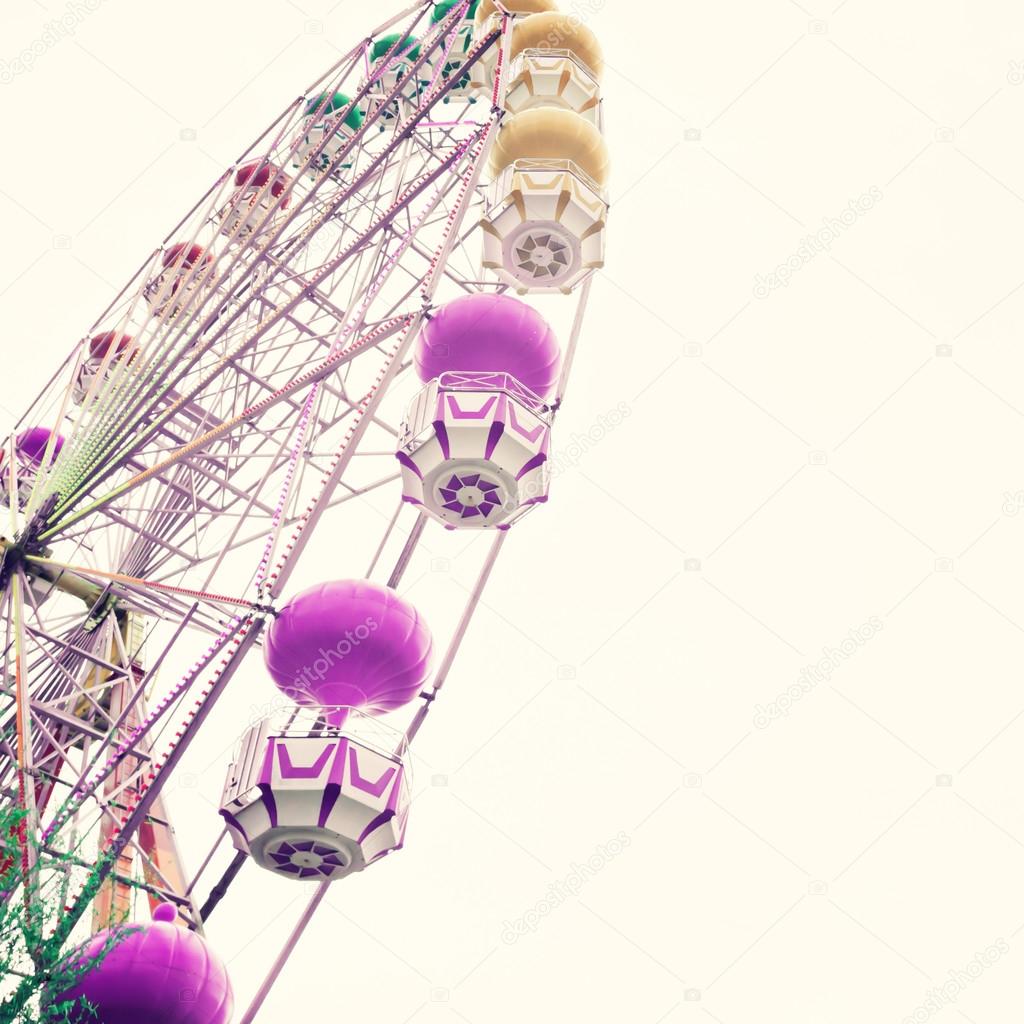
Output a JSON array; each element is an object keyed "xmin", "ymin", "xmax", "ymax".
[{"xmin": 0, "ymin": 804, "xmax": 134, "ymax": 1024}]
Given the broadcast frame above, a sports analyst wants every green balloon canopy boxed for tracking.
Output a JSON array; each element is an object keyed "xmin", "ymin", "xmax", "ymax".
[
  {"xmin": 371, "ymin": 33, "xmax": 422, "ymax": 63},
  {"xmin": 431, "ymin": 0, "xmax": 480, "ymax": 21},
  {"xmin": 304, "ymin": 92, "xmax": 364, "ymax": 132}
]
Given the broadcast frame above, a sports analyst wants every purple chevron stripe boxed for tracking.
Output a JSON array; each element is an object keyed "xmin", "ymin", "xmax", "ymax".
[
  {"xmin": 348, "ymin": 746, "xmax": 397, "ymax": 797},
  {"xmin": 277, "ymin": 743, "xmax": 334, "ymax": 779},
  {"xmin": 445, "ymin": 394, "xmax": 497, "ymax": 420},
  {"xmin": 507, "ymin": 403, "xmax": 546, "ymax": 443}
]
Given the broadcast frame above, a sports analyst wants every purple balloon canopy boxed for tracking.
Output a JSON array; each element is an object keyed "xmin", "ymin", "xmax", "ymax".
[
  {"xmin": 414, "ymin": 293, "xmax": 561, "ymax": 398},
  {"xmin": 16, "ymin": 427, "xmax": 64, "ymax": 465},
  {"xmin": 55, "ymin": 904, "xmax": 233, "ymax": 1024},
  {"xmin": 264, "ymin": 579, "xmax": 433, "ymax": 720}
]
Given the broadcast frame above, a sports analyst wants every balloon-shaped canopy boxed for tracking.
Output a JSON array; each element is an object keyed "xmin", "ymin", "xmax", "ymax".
[
  {"xmin": 432, "ymin": 0, "xmax": 480, "ymax": 21},
  {"xmin": 16, "ymin": 427, "xmax": 64, "ymax": 466},
  {"xmin": 305, "ymin": 91, "xmax": 365, "ymax": 132},
  {"xmin": 371, "ymin": 33, "xmax": 421, "ymax": 63},
  {"xmin": 162, "ymin": 242, "xmax": 213, "ymax": 270},
  {"xmin": 88, "ymin": 332, "xmax": 134, "ymax": 361},
  {"xmin": 53, "ymin": 903, "xmax": 233, "ymax": 1024},
  {"xmin": 414, "ymin": 292, "xmax": 560, "ymax": 398},
  {"xmin": 264, "ymin": 580, "xmax": 433, "ymax": 721},
  {"xmin": 510, "ymin": 12, "xmax": 604, "ymax": 79},
  {"xmin": 489, "ymin": 107, "xmax": 610, "ymax": 185},
  {"xmin": 476, "ymin": 0, "xmax": 557, "ymax": 25}
]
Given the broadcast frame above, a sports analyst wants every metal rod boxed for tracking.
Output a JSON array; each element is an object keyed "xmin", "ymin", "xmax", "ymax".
[
  {"xmin": 186, "ymin": 827, "xmax": 228, "ymax": 897},
  {"xmin": 237, "ymin": 880, "xmax": 331, "ymax": 1024},
  {"xmin": 59, "ymin": 619, "xmax": 266, "ymax": 935},
  {"xmin": 554, "ymin": 275, "xmax": 594, "ymax": 406},
  {"xmin": 386, "ymin": 511, "xmax": 427, "ymax": 588},
  {"xmin": 196, "ymin": 849, "xmax": 248, "ymax": 925},
  {"xmin": 405, "ymin": 529, "xmax": 507, "ymax": 746},
  {"xmin": 365, "ymin": 502, "xmax": 403, "ymax": 578}
]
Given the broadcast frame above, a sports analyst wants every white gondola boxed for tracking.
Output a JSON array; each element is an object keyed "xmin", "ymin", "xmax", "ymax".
[
  {"xmin": 398, "ymin": 371, "xmax": 552, "ymax": 528},
  {"xmin": 220, "ymin": 709, "xmax": 412, "ymax": 881},
  {"xmin": 482, "ymin": 108, "xmax": 609, "ymax": 293}
]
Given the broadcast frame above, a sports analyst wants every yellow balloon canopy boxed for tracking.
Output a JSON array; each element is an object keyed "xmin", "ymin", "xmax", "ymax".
[
  {"xmin": 510, "ymin": 12, "xmax": 604, "ymax": 80},
  {"xmin": 489, "ymin": 107, "xmax": 610, "ymax": 186}
]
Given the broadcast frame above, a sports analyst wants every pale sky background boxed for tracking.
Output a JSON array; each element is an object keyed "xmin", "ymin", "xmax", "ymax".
[{"xmin": 4, "ymin": 1, "xmax": 1024, "ymax": 1022}]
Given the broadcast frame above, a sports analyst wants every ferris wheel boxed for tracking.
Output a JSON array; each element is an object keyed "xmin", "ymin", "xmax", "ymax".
[{"xmin": 0, "ymin": 0, "xmax": 609, "ymax": 1020}]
